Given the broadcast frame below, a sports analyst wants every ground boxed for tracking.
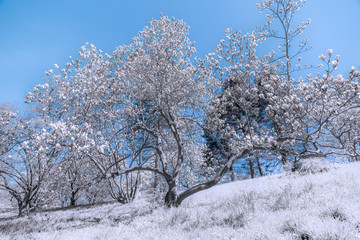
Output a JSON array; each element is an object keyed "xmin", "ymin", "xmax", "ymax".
[{"xmin": 1, "ymin": 160, "xmax": 360, "ymax": 239}]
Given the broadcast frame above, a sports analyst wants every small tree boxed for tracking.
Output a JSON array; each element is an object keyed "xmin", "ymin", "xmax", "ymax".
[
  {"xmin": 203, "ymin": 0, "xmax": 360, "ymax": 174},
  {"xmin": 108, "ymin": 16, "xmax": 215, "ymax": 206},
  {"xmin": 0, "ymin": 115, "xmax": 59, "ymax": 215},
  {"xmin": 26, "ymin": 43, "xmax": 142, "ymax": 204}
]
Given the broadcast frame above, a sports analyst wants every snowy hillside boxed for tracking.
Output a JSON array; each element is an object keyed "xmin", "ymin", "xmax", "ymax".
[{"xmin": 1, "ymin": 161, "xmax": 360, "ymax": 240}]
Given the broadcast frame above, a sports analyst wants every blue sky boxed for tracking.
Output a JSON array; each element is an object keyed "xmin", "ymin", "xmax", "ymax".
[{"xmin": 0, "ymin": 0, "xmax": 359, "ymax": 108}]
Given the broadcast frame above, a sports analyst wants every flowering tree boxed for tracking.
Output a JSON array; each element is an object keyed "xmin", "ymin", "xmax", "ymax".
[
  {"xmin": 202, "ymin": 0, "xmax": 317, "ymax": 174},
  {"xmin": 293, "ymin": 54, "xmax": 360, "ymax": 161},
  {"xmin": 203, "ymin": 0, "xmax": 360, "ymax": 177},
  {"xmin": 0, "ymin": 114, "xmax": 60, "ymax": 215},
  {"xmin": 26, "ymin": 43, "xmax": 143, "ymax": 204},
  {"xmin": 256, "ymin": 0, "xmax": 360, "ymax": 164},
  {"xmin": 108, "ymin": 16, "xmax": 217, "ymax": 206}
]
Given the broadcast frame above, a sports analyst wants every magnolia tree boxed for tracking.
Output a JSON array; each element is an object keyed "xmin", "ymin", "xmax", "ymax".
[
  {"xmin": 254, "ymin": 0, "xmax": 360, "ymax": 164},
  {"xmin": 0, "ymin": 114, "xmax": 61, "ymax": 215},
  {"xmin": 293, "ymin": 55, "xmax": 360, "ymax": 161},
  {"xmin": 108, "ymin": 16, "xmax": 220, "ymax": 206},
  {"xmin": 26, "ymin": 44, "xmax": 144, "ymax": 204},
  {"xmin": 44, "ymin": 154, "xmax": 103, "ymax": 207},
  {"xmin": 203, "ymin": 0, "xmax": 311, "ymax": 171},
  {"xmin": 202, "ymin": 0, "xmax": 360, "ymax": 176}
]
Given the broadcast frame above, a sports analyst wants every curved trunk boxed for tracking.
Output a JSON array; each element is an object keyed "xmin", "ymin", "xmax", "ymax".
[
  {"xmin": 174, "ymin": 151, "xmax": 249, "ymax": 207},
  {"xmin": 164, "ymin": 180, "xmax": 178, "ymax": 207}
]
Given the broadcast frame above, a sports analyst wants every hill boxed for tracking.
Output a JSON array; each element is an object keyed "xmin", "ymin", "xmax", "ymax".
[{"xmin": 1, "ymin": 161, "xmax": 360, "ymax": 239}]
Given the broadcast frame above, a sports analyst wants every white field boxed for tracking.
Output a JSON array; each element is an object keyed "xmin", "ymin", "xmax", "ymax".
[{"xmin": 1, "ymin": 161, "xmax": 360, "ymax": 239}]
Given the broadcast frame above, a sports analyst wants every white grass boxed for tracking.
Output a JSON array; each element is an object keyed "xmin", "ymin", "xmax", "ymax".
[
  {"xmin": 1, "ymin": 161, "xmax": 360, "ymax": 239},
  {"xmin": 0, "ymin": 190, "xmax": 16, "ymax": 219}
]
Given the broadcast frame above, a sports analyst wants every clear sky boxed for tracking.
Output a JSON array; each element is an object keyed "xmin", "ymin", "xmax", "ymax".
[{"xmin": 0, "ymin": 0, "xmax": 359, "ymax": 108}]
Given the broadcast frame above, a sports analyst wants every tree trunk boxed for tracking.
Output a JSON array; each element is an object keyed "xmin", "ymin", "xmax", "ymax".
[
  {"xmin": 18, "ymin": 202, "xmax": 25, "ymax": 216},
  {"xmin": 70, "ymin": 191, "xmax": 77, "ymax": 206},
  {"xmin": 154, "ymin": 153, "xmax": 159, "ymax": 189},
  {"xmin": 256, "ymin": 155, "xmax": 263, "ymax": 176},
  {"xmin": 69, "ymin": 181, "xmax": 79, "ymax": 206},
  {"xmin": 164, "ymin": 180, "xmax": 178, "ymax": 207},
  {"xmin": 174, "ymin": 151, "xmax": 249, "ymax": 206},
  {"xmin": 229, "ymin": 165, "xmax": 235, "ymax": 182},
  {"xmin": 17, "ymin": 196, "xmax": 31, "ymax": 216},
  {"xmin": 249, "ymin": 157, "xmax": 255, "ymax": 178}
]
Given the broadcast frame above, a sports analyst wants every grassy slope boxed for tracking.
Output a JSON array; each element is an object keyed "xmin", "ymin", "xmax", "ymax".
[
  {"xmin": 0, "ymin": 190, "xmax": 16, "ymax": 219},
  {"xmin": 1, "ymin": 161, "xmax": 360, "ymax": 240}
]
